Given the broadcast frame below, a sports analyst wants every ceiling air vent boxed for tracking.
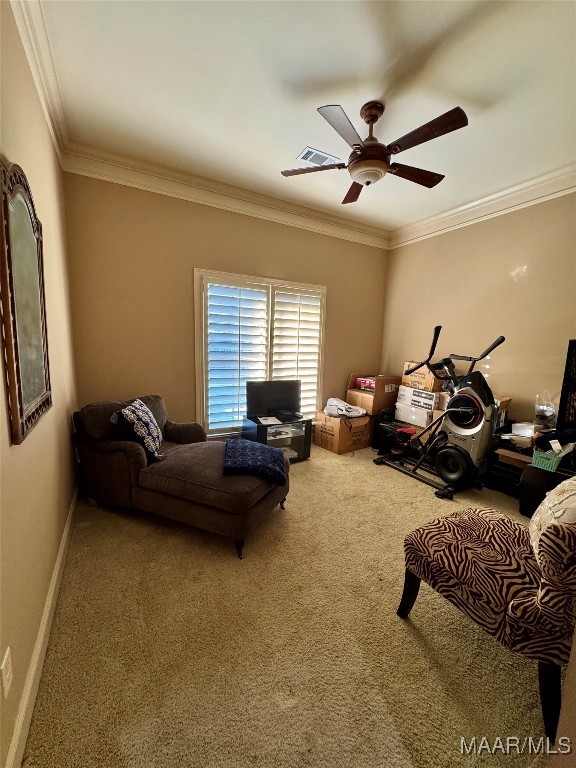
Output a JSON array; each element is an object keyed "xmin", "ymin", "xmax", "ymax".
[{"xmin": 297, "ymin": 146, "xmax": 341, "ymax": 167}]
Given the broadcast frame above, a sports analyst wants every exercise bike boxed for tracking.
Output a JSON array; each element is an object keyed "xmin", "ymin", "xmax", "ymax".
[{"xmin": 373, "ymin": 326, "xmax": 505, "ymax": 499}]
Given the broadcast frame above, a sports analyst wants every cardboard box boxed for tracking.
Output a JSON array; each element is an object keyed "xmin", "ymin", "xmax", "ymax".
[
  {"xmin": 402, "ymin": 362, "xmax": 444, "ymax": 393},
  {"xmin": 438, "ymin": 392, "xmax": 451, "ymax": 411},
  {"xmin": 406, "ymin": 410, "xmax": 446, "ymax": 444},
  {"xmin": 397, "ymin": 384, "xmax": 442, "ymax": 412},
  {"xmin": 395, "ymin": 401, "xmax": 434, "ymax": 428},
  {"xmin": 346, "ymin": 373, "xmax": 401, "ymax": 415},
  {"xmin": 495, "ymin": 396, "xmax": 512, "ymax": 413},
  {"xmin": 512, "ymin": 422, "xmax": 539, "ymax": 437},
  {"xmin": 494, "ymin": 396, "xmax": 512, "ymax": 429},
  {"xmin": 314, "ymin": 412, "xmax": 373, "ymax": 454}
]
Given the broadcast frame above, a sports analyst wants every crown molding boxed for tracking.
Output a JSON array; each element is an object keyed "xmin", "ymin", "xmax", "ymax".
[
  {"xmin": 62, "ymin": 148, "xmax": 576, "ymax": 254},
  {"xmin": 10, "ymin": 0, "xmax": 68, "ymax": 161},
  {"xmin": 62, "ymin": 144, "xmax": 390, "ymax": 249},
  {"xmin": 11, "ymin": 0, "xmax": 389, "ymax": 249},
  {"xmin": 12, "ymin": 0, "xmax": 575, "ymax": 253},
  {"xmin": 389, "ymin": 163, "xmax": 576, "ymax": 249}
]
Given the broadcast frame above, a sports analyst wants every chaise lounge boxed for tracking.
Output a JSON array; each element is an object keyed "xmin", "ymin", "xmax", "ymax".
[{"xmin": 72, "ymin": 395, "xmax": 289, "ymax": 557}]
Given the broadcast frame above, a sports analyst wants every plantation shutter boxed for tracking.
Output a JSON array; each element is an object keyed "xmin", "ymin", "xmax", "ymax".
[
  {"xmin": 271, "ymin": 290, "xmax": 322, "ymax": 418},
  {"xmin": 206, "ymin": 282, "xmax": 268, "ymax": 431},
  {"xmin": 197, "ymin": 270, "xmax": 325, "ymax": 433}
]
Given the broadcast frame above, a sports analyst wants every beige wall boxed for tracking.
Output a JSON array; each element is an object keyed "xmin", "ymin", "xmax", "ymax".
[
  {"xmin": 0, "ymin": 6, "xmax": 77, "ymax": 765},
  {"xmin": 381, "ymin": 194, "xmax": 576, "ymax": 422},
  {"xmin": 63, "ymin": 173, "xmax": 388, "ymax": 421}
]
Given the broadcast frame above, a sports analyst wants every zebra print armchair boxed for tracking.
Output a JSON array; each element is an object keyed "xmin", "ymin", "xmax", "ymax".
[{"xmin": 397, "ymin": 488, "xmax": 576, "ymax": 743}]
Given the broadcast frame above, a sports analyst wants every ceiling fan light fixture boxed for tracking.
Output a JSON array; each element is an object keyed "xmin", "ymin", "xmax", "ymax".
[
  {"xmin": 348, "ymin": 158, "xmax": 389, "ymax": 186},
  {"xmin": 282, "ymin": 101, "xmax": 468, "ymax": 201}
]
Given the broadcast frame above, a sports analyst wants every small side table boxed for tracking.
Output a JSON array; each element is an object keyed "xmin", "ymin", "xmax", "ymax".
[
  {"xmin": 242, "ymin": 417, "xmax": 312, "ymax": 462},
  {"xmin": 518, "ymin": 464, "xmax": 576, "ymax": 517}
]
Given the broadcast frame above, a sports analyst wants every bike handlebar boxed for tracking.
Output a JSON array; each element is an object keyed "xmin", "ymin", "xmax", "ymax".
[
  {"xmin": 449, "ymin": 336, "xmax": 506, "ymax": 363},
  {"xmin": 403, "ymin": 361, "xmax": 423, "ymax": 375},
  {"xmin": 404, "ymin": 328, "xmax": 505, "ymax": 381},
  {"xmin": 429, "ymin": 325, "xmax": 442, "ymax": 358},
  {"xmin": 403, "ymin": 325, "xmax": 442, "ymax": 375},
  {"xmin": 478, "ymin": 335, "xmax": 506, "ymax": 359}
]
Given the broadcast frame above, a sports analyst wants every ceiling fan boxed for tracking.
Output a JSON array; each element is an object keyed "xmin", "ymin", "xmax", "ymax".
[{"xmin": 281, "ymin": 101, "xmax": 468, "ymax": 204}]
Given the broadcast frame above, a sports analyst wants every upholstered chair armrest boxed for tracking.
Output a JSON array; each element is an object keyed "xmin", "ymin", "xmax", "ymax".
[
  {"xmin": 76, "ymin": 437, "xmax": 129, "ymax": 452},
  {"xmin": 507, "ymin": 586, "xmax": 571, "ymax": 634},
  {"xmin": 506, "ymin": 523, "xmax": 576, "ymax": 643},
  {"xmin": 163, "ymin": 420, "xmax": 207, "ymax": 444},
  {"xmin": 73, "ymin": 436, "xmax": 147, "ymax": 507},
  {"xmin": 74, "ymin": 435, "xmax": 147, "ymax": 464},
  {"xmin": 537, "ymin": 523, "xmax": 576, "ymax": 587}
]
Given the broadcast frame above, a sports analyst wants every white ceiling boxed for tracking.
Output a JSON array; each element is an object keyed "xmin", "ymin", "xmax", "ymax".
[{"xmin": 36, "ymin": 0, "xmax": 576, "ymax": 233}]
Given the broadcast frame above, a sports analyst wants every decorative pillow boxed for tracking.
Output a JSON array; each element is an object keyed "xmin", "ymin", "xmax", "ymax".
[
  {"xmin": 529, "ymin": 478, "xmax": 576, "ymax": 559},
  {"xmin": 110, "ymin": 399, "xmax": 165, "ymax": 462}
]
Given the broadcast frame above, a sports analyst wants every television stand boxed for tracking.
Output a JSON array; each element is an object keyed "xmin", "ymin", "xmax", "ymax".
[{"xmin": 242, "ymin": 416, "xmax": 312, "ymax": 461}]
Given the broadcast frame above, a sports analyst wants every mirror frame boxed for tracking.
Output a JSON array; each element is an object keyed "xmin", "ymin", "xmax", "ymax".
[{"xmin": 0, "ymin": 160, "xmax": 52, "ymax": 444}]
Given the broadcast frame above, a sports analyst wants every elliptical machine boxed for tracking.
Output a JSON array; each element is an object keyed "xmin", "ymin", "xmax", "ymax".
[{"xmin": 374, "ymin": 326, "xmax": 505, "ymax": 499}]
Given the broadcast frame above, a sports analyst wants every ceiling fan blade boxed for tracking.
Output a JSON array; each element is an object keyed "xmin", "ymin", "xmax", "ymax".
[
  {"xmin": 281, "ymin": 163, "xmax": 346, "ymax": 177},
  {"xmin": 387, "ymin": 107, "xmax": 468, "ymax": 154},
  {"xmin": 388, "ymin": 163, "xmax": 444, "ymax": 188},
  {"xmin": 317, "ymin": 105, "xmax": 363, "ymax": 149},
  {"xmin": 342, "ymin": 182, "xmax": 363, "ymax": 204}
]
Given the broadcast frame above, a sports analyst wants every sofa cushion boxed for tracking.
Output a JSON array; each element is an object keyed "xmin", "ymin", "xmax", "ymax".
[
  {"xmin": 77, "ymin": 394, "xmax": 168, "ymax": 441},
  {"xmin": 529, "ymin": 478, "xmax": 576, "ymax": 561},
  {"xmin": 112, "ymin": 399, "xmax": 165, "ymax": 461},
  {"xmin": 139, "ymin": 441, "xmax": 275, "ymax": 514},
  {"xmin": 160, "ymin": 440, "xmax": 189, "ymax": 456},
  {"xmin": 80, "ymin": 400, "xmax": 126, "ymax": 441}
]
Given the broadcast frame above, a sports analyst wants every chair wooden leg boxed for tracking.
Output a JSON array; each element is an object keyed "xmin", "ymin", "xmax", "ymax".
[
  {"xmin": 397, "ymin": 569, "xmax": 421, "ymax": 618},
  {"xmin": 538, "ymin": 660, "xmax": 561, "ymax": 743},
  {"xmin": 233, "ymin": 538, "xmax": 245, "ymax": 559}
]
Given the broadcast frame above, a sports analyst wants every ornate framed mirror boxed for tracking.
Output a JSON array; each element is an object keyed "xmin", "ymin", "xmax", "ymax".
[{"xmin": 0, "ymin": 160, "xmax": 52, "ymax": 444}]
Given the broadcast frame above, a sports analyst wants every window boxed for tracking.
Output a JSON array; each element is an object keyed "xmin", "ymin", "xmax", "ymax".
[{"xmin": 195, "ymin": 270, "xmax": 325, "ymax": 434}]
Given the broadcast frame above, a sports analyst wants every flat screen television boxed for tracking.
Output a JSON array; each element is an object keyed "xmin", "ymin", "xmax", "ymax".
[{"xmin": 246, "ymin": 380, "xmax": 301, "ymax": 417}]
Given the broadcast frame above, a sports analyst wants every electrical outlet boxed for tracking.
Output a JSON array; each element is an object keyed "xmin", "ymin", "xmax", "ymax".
[{"xmin": 1, "ymin": 647, "xmax": 13, "ymax": 698}]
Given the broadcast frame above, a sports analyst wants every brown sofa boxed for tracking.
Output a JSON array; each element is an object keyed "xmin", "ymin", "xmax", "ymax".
[{"xmin": 72, "ymin": 395, "xmax": 289, "ymax": 557}]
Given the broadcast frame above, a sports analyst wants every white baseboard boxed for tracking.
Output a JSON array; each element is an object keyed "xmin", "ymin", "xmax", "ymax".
[{"xmin": 3, "ymin": 488, "xmax": 77, "ymax": 768}]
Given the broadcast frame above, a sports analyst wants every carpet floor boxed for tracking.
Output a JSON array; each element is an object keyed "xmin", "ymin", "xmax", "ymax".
[{"xmin": 23, "ymin": 446, "xmax": 548, "ymax": 768}]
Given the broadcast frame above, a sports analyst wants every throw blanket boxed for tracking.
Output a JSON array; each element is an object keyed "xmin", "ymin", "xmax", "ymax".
[{"xmin": 224, "ymin": 437, "xmax": 287, "ymax": 486}]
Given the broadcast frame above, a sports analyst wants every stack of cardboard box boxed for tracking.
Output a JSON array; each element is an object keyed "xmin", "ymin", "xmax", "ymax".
[
  {"xmin": 314, "ymin": 364, "xmax": 512, "ymax": 454},
  {"xmin": 344, "ymin": 373, "xmax": 401, "ymax": 416},
  {"xmin": 314, "ymin": 373, "xmax": 401, "ymax": 454},
  {"xmin": 394, "ymin": 361, "xmax": 448, "ymax": 439},
  {"xmin": 396, "ymin": 360, "xmax": 512, "ymax": 436}
]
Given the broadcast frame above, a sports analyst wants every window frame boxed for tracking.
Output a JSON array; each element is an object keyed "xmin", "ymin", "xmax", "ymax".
[{"xmin": 194, "ymin": 268, "xmax": 326, "ymax": 434}]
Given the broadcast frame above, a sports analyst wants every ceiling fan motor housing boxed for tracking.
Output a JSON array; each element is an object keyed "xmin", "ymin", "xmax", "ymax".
[{"xmin": 347, "ymin": 141, "xmax": 391, "ymax": 186}]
